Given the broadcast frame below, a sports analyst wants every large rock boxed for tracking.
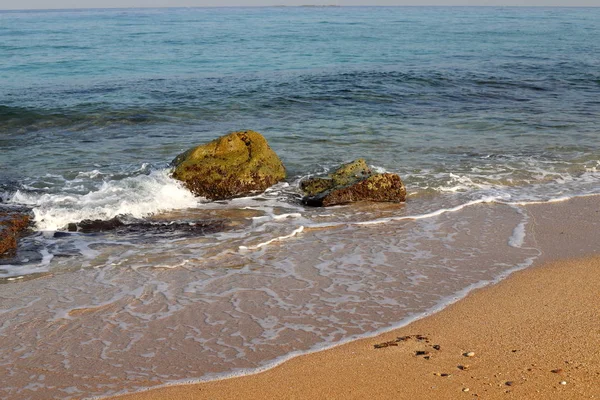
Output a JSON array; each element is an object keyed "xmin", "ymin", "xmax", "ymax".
[
  {"xmin": 172, "ymin": 130, "xmax": 286, "ymax": 200},
  {"xmin": 0, "ymin": 210, "xmax": 32, "ymax": 256},
  {"xmin": 301, "ymin": 159, "xmax": 406, "ymax": 207}
]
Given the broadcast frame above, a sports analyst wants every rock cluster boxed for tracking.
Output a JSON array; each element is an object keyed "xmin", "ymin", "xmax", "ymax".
[{"xmin": 171, "ymin": 131, "xmax": 407, "ymax": 207}]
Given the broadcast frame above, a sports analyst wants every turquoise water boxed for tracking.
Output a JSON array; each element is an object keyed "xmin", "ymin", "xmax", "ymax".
[
  {"xmin": 2, "ymin": 7, "xmax": 599, "ymax": 182},
  {"xmin": 1, "ymin": 7, "xmax": 600, "ymax": 399}
]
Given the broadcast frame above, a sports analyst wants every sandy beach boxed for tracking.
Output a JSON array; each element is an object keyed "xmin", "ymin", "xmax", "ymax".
[
  {"xmin": 3, "ymin": 7, "xmax": 600, "ymax": 400},
  {"xmin": 114, "ymin": 197, "xmax": 600, "ymax": 400}
]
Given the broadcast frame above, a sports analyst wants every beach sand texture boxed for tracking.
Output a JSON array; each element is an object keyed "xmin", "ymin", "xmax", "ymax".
[{"xmin": 115, "ymin": 197, "xmax": 600, "ymax": 400}]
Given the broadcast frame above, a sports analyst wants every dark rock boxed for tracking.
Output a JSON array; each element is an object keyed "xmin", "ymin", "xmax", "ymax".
[
  {"xmin": 300, "ymin": 159, "xmax": 406, "ymax": 207},
  {"xmin": 74, "ymin": 217, "xmax": 124, "ymax": 233},
  {"xmin": 65, "ymin": 217, "xmax": 229, "ymax": 237},
  {"xmin": 0, "ymin": 209, "xmax": 32, "ymax": 257},
  {"xmin": 53, "ymin": 231, "xmax": 72, "ymax": 238},
  {"xmin": 171, "ymin": 130, "xmax": 286, "ymax": 200}
]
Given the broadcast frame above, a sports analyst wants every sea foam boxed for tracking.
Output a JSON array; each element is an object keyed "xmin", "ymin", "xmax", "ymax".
[{"xmin": 10, "ymin": 169, "xmax": 198, "ymax": 231}]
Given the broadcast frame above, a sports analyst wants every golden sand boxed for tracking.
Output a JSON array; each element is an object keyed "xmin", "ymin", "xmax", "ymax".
[{"xmin": 114, "ymin": 197, "xmax": 600, "ymax": 400}]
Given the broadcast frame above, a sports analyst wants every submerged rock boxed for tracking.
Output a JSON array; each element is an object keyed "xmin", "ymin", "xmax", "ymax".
[
  {"xmin": 0, "ymin": 209, "xmax": 32, "ymax": 256},
  {"xmin": 171, "ymin": 130, "xmax": 286, "ymax": 200},
  {"xmin": 300, "ymin": 159, "xmax": 406, "ymax": 207},
  {"xmin": 66, "ymin": 217, "xmax": 228, "ymax": 236},
  {"xmin": 67, "ymin": 217, "xmax": 124, "ymax": 233}
]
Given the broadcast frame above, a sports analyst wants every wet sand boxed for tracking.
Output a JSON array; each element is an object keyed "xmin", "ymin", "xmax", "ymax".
[{"xmin": 114, "ymin": 196, "xmax": 600, "ymax": 400}]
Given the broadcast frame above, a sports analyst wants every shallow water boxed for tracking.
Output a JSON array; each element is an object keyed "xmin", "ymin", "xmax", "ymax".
[{"xmin": 0, "ymin": 6, "xmax": 599, "ymax": 399}]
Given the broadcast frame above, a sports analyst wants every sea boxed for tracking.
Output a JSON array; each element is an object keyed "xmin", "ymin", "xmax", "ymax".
[{"xmin": 0, "ymin": 6, "xmax": 599, "ymax": 399}]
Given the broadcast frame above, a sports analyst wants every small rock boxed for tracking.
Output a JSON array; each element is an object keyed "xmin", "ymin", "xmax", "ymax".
[
  {"xmin": 464, "ymin": 351, "xmax": 475, "ymax": 357},
  {"xmin": 415, "ymin": 350, "xmax": 430, "ymax": 356},
  {"xmin": 458, "ymin": 365, "xmax": 470, "ymax": 371},
  {"xmin": 433, "ymin": 344, "xmax": 441, "ymax": 351},
  {"xmin": 560, "ymin": 381, "xmax": 567, "ymax": 385},
  {"xmin": 505, "ymin": 381, "xmax": 514, "ymax": 386},
  {"xmin": 462, "ymin": 388, "xmax": 470, "ymax": 392},
  {"xmin": 440, "ymin": 373, "xmax": 451, "ymax": 377},
  {"xmin": 551, "ymin": 369, "xmax": 563, "ymax": 374},
  {"xmin": 300, "ymin": 159, "xmax": 407, "ymax": 207}
]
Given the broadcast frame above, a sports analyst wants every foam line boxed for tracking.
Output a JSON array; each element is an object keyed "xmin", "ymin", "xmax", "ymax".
[
  {"xmin": 354, "ymin": 196, "xmax": 503, "ymax": 226},
  {"xmin": 239, "ymin": 226, "xmax": 305, "ymax": 251}
]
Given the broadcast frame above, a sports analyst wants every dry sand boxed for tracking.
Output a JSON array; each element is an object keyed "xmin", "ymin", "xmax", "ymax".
[{"xmin": 114, "ymin": 196, "xmax": 600, "ymax": 400}]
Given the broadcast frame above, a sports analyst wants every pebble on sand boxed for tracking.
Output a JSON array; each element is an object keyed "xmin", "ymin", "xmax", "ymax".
[
  {"xmin": 464, "ymin": 351, "xmax": 475, "ymax": 357},
  {"xmin": 560, "ymin": 381, "xmax": 567, "ymax": 385}
]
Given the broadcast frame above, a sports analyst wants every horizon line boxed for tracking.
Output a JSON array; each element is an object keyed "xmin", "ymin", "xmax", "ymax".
[{"xmin": 1, "ymin": 4, "xmax": 599, "ymax": 11}]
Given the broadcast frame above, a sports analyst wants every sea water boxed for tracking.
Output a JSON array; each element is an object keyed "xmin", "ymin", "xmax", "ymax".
[{"xmin": 0, "ymin": 6, "xmax": 599, "ymax": 399}]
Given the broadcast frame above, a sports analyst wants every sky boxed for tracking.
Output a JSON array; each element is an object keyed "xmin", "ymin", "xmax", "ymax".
[{"xmin": 0, "ymin": 0, "xmax": 598, "ymax": 10}]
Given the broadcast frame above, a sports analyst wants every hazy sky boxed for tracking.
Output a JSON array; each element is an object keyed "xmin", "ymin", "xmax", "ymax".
[{"xmin": 0, "ymin": 0, "xmax": 598, "ymax": 10}]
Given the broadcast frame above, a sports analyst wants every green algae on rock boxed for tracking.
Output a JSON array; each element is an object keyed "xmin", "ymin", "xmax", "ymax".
[
  {"xmin": 172, "ymin": 130, "xmax": 286, "ymax": 200},
  {"xmin": 0, "ymin": 210, "xmax": 32, "ymax": 257},
  {"xmin": 301, "ymin": 159, "xmax": 406, "ymax": 207}
]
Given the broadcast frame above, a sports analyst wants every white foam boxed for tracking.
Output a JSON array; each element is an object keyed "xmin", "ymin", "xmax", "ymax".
[
  {"xmin": 508, "ymin": 207, "xmax": 528, "ymax": 249},
  {"xmin": 354, "ymin": 196, "xmax": 504, "ymax": 226},
  {"xmin": 239, "ymin": 226, "xmax": 305, "ymax": 251},
  {"xmin": 0, "ymin": 248, "xmax": 54, "ymax": 279},
  {"xmin": 10, "ymin": 169, "xmax": 198, "ymax": 231},
  {"xmin": 90, "ymin": 248, "xmax": 541, "ymax": 400},
  {"xmin": 505, "ymin": 195, "xmax": 573, "ymax": 206},
  {"xmin": 369, "ymin": 164, "xmax": 388, "ymax": 174}
]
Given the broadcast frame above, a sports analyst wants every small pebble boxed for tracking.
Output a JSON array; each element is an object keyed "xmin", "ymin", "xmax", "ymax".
[
  {"xmin": 458, "ymin": 365, "xmax": 470, "ymax": 371},
  {"xmin": 433, "ymin": 344, "xmax": 441, "ymax": 351},
  {"xmin": 464, "ymin": 351, "xmax": 475, "ymax": 357},
  {"xmin": 551, "ymin": 369, "xmax": 563, "ymax": 374},
  {"xmin": 560, "ymin": 381, "xmax": 567, "ymax": 385},
  {"xmin": 441, "ymin": 373, "xmax": 451, "ymax": 377},
  {"xmin": 462, "ymin": 388, "xmax": 470, "ymax": 392},
  {"xmin": 505, "ymin": 381, "xmax": 514, "ymax": 386}
]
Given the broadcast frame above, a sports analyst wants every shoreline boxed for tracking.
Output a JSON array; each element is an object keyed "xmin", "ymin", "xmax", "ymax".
[
  {"xmin": 111, "ymin": 195, "xmax": 600, "ymax": 400},
  {"xmin": 113, "ymin": 255, "xmax": 600, "ymax": 400}
]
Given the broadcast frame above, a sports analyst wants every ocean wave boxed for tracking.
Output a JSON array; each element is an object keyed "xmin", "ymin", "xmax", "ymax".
[
  {"xmin": 0, "ymin": 105, "xmax": 180, "ymax": 132},
  {"xmin": 9, "ymin": 169, "xmax": 198, "ymax": 231}
]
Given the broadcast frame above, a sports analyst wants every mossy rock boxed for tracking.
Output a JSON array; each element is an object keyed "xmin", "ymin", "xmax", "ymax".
[
  {"xmin": 172, "ymin": 130, "xmax": 286, "ymax": 200},
  {"xmin": 301, "ymin": 159, "xmax": 406, "ymax": 207},
  {"xmin": 300, "ymin": 159, "xmax": 371, "ymax": 196},
  {"xmin": 0, "ymin": 210, "xmax": 32, "ymax": 257}
]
